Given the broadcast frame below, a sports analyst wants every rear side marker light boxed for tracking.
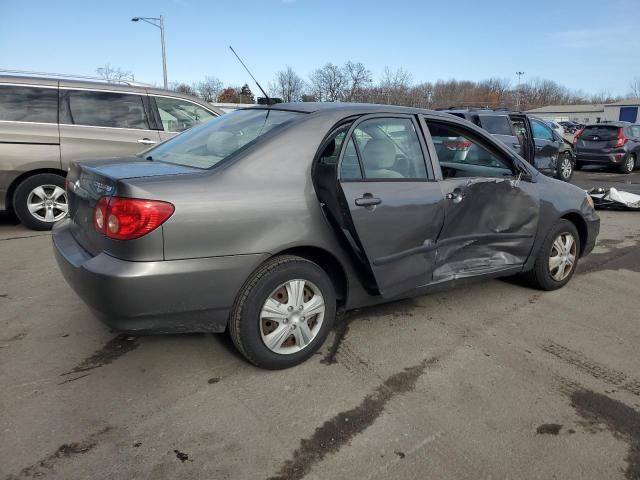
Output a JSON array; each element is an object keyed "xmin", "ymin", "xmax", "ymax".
[{"xmin": 94, "ymin": 197, "xmax": 174, "ymax": 240}]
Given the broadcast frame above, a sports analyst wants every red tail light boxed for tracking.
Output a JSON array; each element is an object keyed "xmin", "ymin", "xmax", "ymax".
[
  {"xmin": 572, "ymin": 127, "xmax": 584, "ymax": 146},
  {"xmin": 444, "ymin": 139, "xmax": 472, "ymax": 151},
  {"xmin": 94, "ymin": 197, "xmax": 174, "ymax": 240},
  {"xmin": 614, "ymin": 128, "xmax": 628, "ymax": 148}
]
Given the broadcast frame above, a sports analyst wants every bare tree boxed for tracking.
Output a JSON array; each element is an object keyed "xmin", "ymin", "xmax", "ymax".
[
  {"xmin": 310, "ymin": 63, "xmax": 346, "ymax": 102},
  {"xmin": 95, "ymin": 64, "xmax": 134, "ymax": 83},
  {"xmin": 629, "ymin": 78, "xmax": 640, "ymax": 98},
  {"xmin": 169, "ymin": 82, "xmax": 198, "ymax": 97},
  {"xmin": 197, "ymin": 76, "xmax": 223, "ymax": 102},
  {"xmin": 343, "ymin": 61, "xmax": 372, "ymax": 102},
  {"xmin": 271, "ymin": 66, "xmax": 305, "ymax": 102}
]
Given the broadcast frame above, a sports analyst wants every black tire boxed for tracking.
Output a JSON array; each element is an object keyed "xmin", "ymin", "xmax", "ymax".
[
  {"xmin": 620, "ymin": 154, "xmax": 635, "ymax": 174},
  {"xmin": 556, "ymin": 152, "xmax": 574, "ymax": 182},
  {"xmin": 13, "ymin": 173, "xmax": 67, "ymax": 231},
  {"xmin": 522, "ymin": 219, "xmax": 580, "ymax": 291},
  {"xmin": 229, "ymin": 255, "xmax": 336, "ymax": 369}
]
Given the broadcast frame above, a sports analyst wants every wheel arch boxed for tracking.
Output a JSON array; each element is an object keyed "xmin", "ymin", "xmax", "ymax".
[
  {"xmin": 6, "ymin": 168, "xmax": 67, "ymax": 212},
  {"xmin": 560, "ymin": 211, "xmax": 588, "ymax": 257},
  {"xmin": 274, "ymin": 245, "xmax": 348, "ymax": 305}
]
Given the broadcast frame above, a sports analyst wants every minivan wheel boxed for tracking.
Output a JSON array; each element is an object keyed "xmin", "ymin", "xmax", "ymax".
[
  {"xmin": 523, "ymin": 219, "xmax": 580, "ymax": 291},
  {"xmin": 13, "ymin": 173, "xmax": 68, "ymax": 231},
  {"xmin": 620, "ymin": 154, "xmax": 635, "ymax": 174},
  {"xmin": 229, "ymin": 255, "xmax": 336, "ymax": 369},
  {"xmin": 557, "ymin": 153, "xmax": 574, "ymax": 182}
]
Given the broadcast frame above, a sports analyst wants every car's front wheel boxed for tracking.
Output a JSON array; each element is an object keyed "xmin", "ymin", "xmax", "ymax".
[
  {"xmin": 229, "ymin": 255, "xmax": 336, "ymax": 369},
  {"xmin": 556, "ymin": 152, "xmax": 574, "ymax": 182},
  {"xmin": 523, "ymin": 219, "xmax": 580, "ymax": 291},
  {"xmin": 620, "ymin": 154, "xmax": 636, "ymax": 174},
  {"xmin": 13, "ymin": 173, "xmax": 68, "ymax": 231}
]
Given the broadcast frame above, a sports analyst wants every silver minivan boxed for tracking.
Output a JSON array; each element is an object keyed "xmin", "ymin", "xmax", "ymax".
[{"xmin": 0, "ymin": 74, "xmax": 223, "ymax": 230}]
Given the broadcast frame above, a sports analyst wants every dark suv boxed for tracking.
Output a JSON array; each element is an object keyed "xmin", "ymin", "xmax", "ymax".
[
  {"xmin": 574, "ymin": 122, "xmax": 640, "ymax": 174},
  {"xmin": 443, "ymin": 108, "xmax": 575, "ymax": 182}
]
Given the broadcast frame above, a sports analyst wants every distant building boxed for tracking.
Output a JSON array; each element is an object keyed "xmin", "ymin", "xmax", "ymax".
[
  {"xmin": 527, "ymin": 99, "xmax": 640, "ymax": 124},
  {"xmin": 526, "ymin": 104, "xmax": 604, "ymax": 124}
]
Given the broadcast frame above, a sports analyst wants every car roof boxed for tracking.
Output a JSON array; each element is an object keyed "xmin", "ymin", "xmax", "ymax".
[
  {"xmin": 583, "ymin": 121, "xmax": 631, "ymax": 127},
  {"xmin": 246, "ymin": 102, "xmax": 468, "ymax": 121},
  {"xmin": 0, "ymin": 74, "xmax": 224, "ymax": 115}
]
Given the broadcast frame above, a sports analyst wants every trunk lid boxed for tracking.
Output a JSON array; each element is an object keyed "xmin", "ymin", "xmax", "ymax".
[
  {"xmin": 576, "ymin": 126, "xmax": 621, "ymax": 152},
  {"xmin": 66, "ymin": 157, "xmax": 200, "ymax": 257}
]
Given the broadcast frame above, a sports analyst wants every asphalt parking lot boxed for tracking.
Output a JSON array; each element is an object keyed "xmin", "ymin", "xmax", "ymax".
[{"xmin": 1, "ymin": 168, "xmax": 639, "ymax": 480}]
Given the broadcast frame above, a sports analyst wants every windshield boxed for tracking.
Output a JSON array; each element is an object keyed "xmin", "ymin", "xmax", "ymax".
[{"xmin": 146, "ymin": 109, "xmax": 303, "ymax": 169}]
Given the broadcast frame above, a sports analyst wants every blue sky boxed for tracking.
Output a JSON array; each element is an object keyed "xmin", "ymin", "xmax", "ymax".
[{"xmin": 1, "ymin": 0, "xmax": 638, "ymax": 96}]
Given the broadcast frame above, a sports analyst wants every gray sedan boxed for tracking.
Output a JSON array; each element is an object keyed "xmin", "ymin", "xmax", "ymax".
[{"xmin": 53, "ymin": 103, "xmax": 600, "ymax": 369}]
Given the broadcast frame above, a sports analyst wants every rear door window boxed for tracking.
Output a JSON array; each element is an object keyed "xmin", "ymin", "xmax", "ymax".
[
  {"xmin": 66, "ymin": 90, "xmax": 150, "ymax": 129},
  {"xmin": 345, "ymin": 117, "xmax": 428, "ymax": 180},
  {"xmin": 479, "ymin": 115, "xmax": 513, "ymax": 135},
  {"xmin": 154, "ymin": 96, "xmax": 216, "ymax": 132},
  {"xmin": 631, "ymin": 126, "xmax": 640, "ymax": 138},
  {"xmin": 0, "ymin": 85, "xmax": 58, "ymax": 123},
  {"xmin": 581, "ymin": 126, "xmax": 619, "ymax": 141}
]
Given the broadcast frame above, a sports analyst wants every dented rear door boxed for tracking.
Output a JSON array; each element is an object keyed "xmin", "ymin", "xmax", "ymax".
[{"xmin": 421, "ymin": 117, "xmax": 540, "ymax": 283}]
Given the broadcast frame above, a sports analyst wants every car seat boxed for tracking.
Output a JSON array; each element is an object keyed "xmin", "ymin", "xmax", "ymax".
[{"xmin": 361, "ymin": 139, "xmax": 403, "ymax": 178}]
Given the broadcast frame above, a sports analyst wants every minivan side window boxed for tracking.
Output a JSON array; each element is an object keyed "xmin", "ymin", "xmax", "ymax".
[
  {"xmin": 425, "ymin": 121, "xmax": 515, "ymax": 179},
  {"xmin": 345, "ymin": 117, "xmax": 428, "ymax": 180},
  {"xmin": 154, "ymin": 97, "xmax": 215, "ymax": 132},
  {"xmin": 66, "ymin": 90, "xmax": 150, "ymax": 129},
  {"xmin": 0, "ymin": 85, "xmax": 58, "ymax": 123},
  {"xmin": 531, "ymin": 119, "xmax": 554, "ymax": 141}
]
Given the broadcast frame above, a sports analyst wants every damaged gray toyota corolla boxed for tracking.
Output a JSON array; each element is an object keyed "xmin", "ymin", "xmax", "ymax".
[{"xmin": 53, "ymin": 103, "xmax": 600, "ymax": 369}]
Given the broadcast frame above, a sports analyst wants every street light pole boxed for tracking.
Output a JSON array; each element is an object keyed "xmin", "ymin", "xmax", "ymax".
[
  {"xmin": 131, "ymin": 15, "xmax": 168, "ymax": 89},
  {"xmin": 516, "ymin": 71, "xmax": 525, "ymax": 111}
]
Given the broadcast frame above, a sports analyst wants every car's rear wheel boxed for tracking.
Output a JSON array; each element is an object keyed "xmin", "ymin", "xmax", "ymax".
[
  {"xmin": 557, "ymin": 152, "xmax": 574, "ymax": 182},
  {"xmin": 229, "ymin": 255, "xmax": 336, "ymax": 369},
  {"xmin": 620, "ymin": 154, "xmax": 636, "ymax": 174},
  {"xmin": 13, "ymin": 173, "xmax": 68, "ymax": 231},
  {"xmin": 523, "ymin": 219, "xmax": 580, "ymax": 291}
]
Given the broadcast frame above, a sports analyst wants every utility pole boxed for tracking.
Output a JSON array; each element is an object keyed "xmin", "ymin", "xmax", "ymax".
[
  {"xmin": 516, "ymin": 71, "xmax": 525, "ymax": 111},
  {"xmin": 132, "ymin": 15, "xmax": 168, "ymax": 89}
]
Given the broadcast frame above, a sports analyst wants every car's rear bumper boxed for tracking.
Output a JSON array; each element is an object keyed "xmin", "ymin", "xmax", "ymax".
[
  {"xmin": 576, "ymin": 151, "xmax": 626, "ymax": 165},
  {"xmin": 52, "ymin": 218, "xmax": 268, "ymax": 334}
]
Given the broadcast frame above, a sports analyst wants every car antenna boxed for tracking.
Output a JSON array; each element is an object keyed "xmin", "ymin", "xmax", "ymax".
[{"xmin": 228, "ymin": 45, "xmax": 273, "ymax": 105}]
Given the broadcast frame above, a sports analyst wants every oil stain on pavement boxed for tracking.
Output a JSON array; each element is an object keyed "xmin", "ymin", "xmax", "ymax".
[
  {"xmin": 570, "ymin": 389, "xmax": 640, "ymax": 480},
  {"xmin": 267, "ymin": 357, "xmax": 439, "ymax": 480},
  {"xmin": 61, "ymin": 334, "xmax": 139, "ymax": 376},
  {"xmin": 5, "ymin": 426, "xmax": 111, "ymax": 479}
]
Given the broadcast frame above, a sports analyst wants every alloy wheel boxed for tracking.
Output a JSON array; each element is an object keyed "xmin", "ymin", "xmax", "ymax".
[
  {"xmin": 548, "ymin": 232, "xmax": 577, "ymax": 281},
  {"xmin": 259, "ymin": 279, "xmax": 325, "ymax": 355},
  {"xmin": 559, "ymin": 155, "xmax": 573, "ymax": 180},
  {"xmin": 624, "ymin": 156, "xmax": 635, "ymax": 173},
  {"xmin": 26, "ymin": 185, "xmax": 68, "ymax": 223}
]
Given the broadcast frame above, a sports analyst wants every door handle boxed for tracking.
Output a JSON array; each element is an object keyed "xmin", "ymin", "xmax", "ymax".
[
  {"xmin": 355, "ymin": 195, "xmax": 382, "ymax": 207},
  {"xmin": 138, "ymin": 138, "xmax": 157, "ymax": 145},
  {"xmin": 445, "ymin": 189, "xmax": 465, "ymax": 203}
]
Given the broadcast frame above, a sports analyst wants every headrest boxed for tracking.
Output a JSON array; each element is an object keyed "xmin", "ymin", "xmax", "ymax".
[
  {"xmin": 362, "ymin": 138, "xmax": 395, "ymax": 169},
  {"xmin": 207, "ymin": 131, "xmax": 239, "ymax": 157}
]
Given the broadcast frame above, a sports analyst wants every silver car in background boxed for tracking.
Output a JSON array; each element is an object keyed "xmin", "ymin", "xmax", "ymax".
[{"xmin": 0, "ymin": 73, "xmax": 222, "ymax": 230}]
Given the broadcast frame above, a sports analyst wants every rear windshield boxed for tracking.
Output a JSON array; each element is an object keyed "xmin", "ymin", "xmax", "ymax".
[
  {"xmin": 581, "ymin": 126, "xmax": 620, "ymax": 140},
  {"xmin": 479, "ymin": 115, "xmax": 513, "ymax": 136},
  {"xmin": 146, "ymin": 109, "xmax": 303, "ymax": 169}
]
